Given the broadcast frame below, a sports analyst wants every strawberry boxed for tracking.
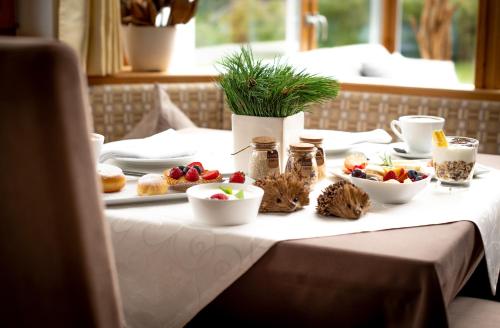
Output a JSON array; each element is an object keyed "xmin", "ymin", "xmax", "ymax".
[
  {"xmin": 229, "ymin": 171, "xmax": 245, "ymax": 183},
  {"xmin": 169, "ymin": 167, "xmax": 184, "ymax": 180},
  {"xmin": 202, "ymin": 170, "xmax": 220, "ymax": 180},
  {"xmin": 344, "ymin": 153, "xmax": 368, "ymax": 173},
  {"xmin": 397, "ymin": 172, "xmax": 408, "ymax": 183},
  {"xmin": 187, "ymin": 162, "xmax": 204, "ymax": 171},
  {"xmin": 383, "ymin": 170, "xmax": 397, "ymax": 181},
  {"xmin": 210, "ymin": 193, "xmax": 229, "ymax": 200},
  {"xmin": 185, "ymin": 167, "xmax": 200, "ymax": 182}
]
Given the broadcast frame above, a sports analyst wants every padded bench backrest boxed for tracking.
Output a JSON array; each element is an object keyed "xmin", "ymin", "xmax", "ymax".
[{"xmin": 89, "ymin": 83, "xmax": 500, "ymax": 155}]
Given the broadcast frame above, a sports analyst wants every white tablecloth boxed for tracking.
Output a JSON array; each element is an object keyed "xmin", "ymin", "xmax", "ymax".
[{"xmin": 106, "ymin": 129, "xmax": 500, "ymax": 328}]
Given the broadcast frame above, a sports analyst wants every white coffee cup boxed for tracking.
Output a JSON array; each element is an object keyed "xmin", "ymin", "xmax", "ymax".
[
  {"xmin": 390, "ymin": 115, "xmax": 445, "ymax": 154},
  {"xmin": 90, "ymin": 133, "xmax": 104, "ymax": 164}
]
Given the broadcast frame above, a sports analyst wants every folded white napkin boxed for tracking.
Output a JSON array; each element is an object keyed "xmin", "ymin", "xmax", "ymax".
[
  {"xmin": 306, "ymin": 129, "xmax": 393, "ymax": 150},
  {"xmin": 99, "ymin": 129, "xmax": 197, "ymax": 162}
]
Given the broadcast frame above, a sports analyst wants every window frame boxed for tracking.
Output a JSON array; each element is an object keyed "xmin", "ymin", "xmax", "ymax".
[{"xmin": 88, "ymin": 0, "xmax": 500, "ymax": 95}]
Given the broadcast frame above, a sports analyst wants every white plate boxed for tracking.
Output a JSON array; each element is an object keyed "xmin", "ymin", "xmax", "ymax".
[
  {"xmin": 474, "ymin": 163, "xmax": 490, "ymax": 176},
  {"xmin": 103, "ymin": 174, "xmax": 255, "ymax": 206},
  {"xmin": 313, "ymin": 129, "xmax": 392, "ymax": 155},
  {"xmin": 113, "ymin": 155, "xmax": 196, "ymax": 167},
  {"xmin": 390, "ymin": 142, "xmax": 432, "ymax": 159},
  {"xmin": 103, "ymin": 178, "xmax": 187, "ymax": 206}
]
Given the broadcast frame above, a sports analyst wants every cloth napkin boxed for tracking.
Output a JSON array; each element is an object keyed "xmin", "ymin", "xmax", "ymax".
[{"xmin": 99, "ymin": 129, "xmax": 197, "ymax": 162}]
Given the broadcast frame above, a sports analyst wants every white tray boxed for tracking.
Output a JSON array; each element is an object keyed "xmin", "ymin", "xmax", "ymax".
[{"xmin": 102, "ymin": 178, "xmax": 187, "ymax": 206}]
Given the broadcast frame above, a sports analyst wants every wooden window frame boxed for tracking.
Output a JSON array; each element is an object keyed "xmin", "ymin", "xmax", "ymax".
[{"xmin": 88, "ymin": 0, "xmax": 500, "ymax": 96}]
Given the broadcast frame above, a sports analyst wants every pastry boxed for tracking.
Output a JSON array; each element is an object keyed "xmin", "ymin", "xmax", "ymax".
[
  {"xmin": 137, "ymin": 174, "xmax": 168, "ymax": 196},
  {"xmin": 97, "ymin": 164, "xmax": 126, "ymax": 193},
  {"xmin": 163, "ymin": 162, "xmax": 223, "ymax": 192}
]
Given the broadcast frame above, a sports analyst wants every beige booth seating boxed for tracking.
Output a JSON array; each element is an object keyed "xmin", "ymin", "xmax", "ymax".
[{"xmin": 89, "ymin": 83, "xmax": 500, "ymax": 155}]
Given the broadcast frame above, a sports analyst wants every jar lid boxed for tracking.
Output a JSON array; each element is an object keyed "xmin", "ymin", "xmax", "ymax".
[
  {"xmin": 252, "ymin": 136, "xmax": 276, "ymax": 145},
  {"xmin": 300, "ymin": 134, "xmax": 323, "ymax": 143},
  {"xmin": 290, "ymin": 142, "xmax": 315, "ymax": 152}
]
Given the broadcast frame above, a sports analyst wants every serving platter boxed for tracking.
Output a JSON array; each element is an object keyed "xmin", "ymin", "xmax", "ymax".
[
  {"xmin": 102, "ymin": 177, "xmax": 187, "ymax": 206},
  {"xmin": 113, "ymin": 154, "xmax": 196, "ymax": 167},
  {"xmin": 103, "ymin": 173, "xmax": 255, "ymax": 206}
]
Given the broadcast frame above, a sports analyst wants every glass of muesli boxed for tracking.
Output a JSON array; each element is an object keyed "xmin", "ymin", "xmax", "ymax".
[{"xmin": 432, "ymin": 136, "xmax": 478, "ymax": 185}]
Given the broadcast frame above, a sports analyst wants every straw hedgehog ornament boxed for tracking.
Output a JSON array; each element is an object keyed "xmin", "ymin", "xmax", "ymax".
[
  {"xmin": 316, "ymin": 180, "xmax": 370, "ymax": 219},
  {"xmin": 254, "ymin": 172, "xmax": 310, "ymax": 213}
]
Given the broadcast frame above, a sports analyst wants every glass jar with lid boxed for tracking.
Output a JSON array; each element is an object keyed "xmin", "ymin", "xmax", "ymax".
[
  {"xmin": 300, "ymin": 134, "xmax": 326, "ymax": 180},
  {"xmin": 248, "ymin": 136, "xmax": 280, "ymax": 180},
  {"xmin": 285, "ymin": 142, "xmax": 318, "ymax": 186}
]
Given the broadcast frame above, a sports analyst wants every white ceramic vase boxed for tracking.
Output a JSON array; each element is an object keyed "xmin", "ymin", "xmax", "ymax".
[
  {"xmin": 232, "ymin": 112, "xmax": 305, "ymax": 173},
  {"xmin": 123, "ymin": 25, "xmax": 176, "ymax": 72}
]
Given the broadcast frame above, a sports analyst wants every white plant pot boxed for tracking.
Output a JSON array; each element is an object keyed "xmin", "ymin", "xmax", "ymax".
[
  {"xmin": 232, "ymin": 112, "xmax": 305, "ymax": 173},
  {"xmin": 123, "ymin": 25, "xmax": 176, "ymax": 72}
]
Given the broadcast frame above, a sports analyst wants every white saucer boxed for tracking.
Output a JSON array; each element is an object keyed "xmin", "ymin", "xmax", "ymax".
[{"xmin": 389, "ymin": 142, "xmax": 432, "ymax": 159}]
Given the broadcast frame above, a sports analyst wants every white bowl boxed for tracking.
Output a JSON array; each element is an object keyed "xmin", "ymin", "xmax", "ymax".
[
  {"xmin": 187, "ymin": 183, "xmax": 264, "ymax": 226},
  {"xmin": 349, "ymin": 175, "xmax": 431, "ymax": 204}
]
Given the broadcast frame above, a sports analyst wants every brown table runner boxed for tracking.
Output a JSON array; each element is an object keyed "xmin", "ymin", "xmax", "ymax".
[{"xmin": 188, "ymin": 154, "xmax": 500, "ymax": 327}]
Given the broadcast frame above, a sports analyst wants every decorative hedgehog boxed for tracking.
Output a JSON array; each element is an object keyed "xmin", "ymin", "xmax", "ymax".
[
  {"xmin": 254, "ymin": 172, "xmax": 310, "ymax": 213},
  {"xmin": 316, "ymin": 180, "xmax": 370, "ymax": 219}
]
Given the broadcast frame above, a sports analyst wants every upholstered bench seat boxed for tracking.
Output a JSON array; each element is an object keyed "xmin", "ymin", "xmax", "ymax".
[{"xmin": 89, "ymin": 83, "xmax": 500, "ymax": 155}]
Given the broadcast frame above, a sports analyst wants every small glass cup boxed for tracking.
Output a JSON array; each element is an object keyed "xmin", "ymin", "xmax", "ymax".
[
  {"xmin": 90, "ymin": 133, "xmax": 104, "ymax": 165},
  {"xmin": 432, "ymin": 136, "xmax": 478, "ymax": 185}
]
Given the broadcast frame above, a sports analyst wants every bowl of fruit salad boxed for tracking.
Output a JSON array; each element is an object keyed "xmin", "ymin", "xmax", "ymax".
[
  {"xmin": 343, "ymin": 153, "xmax": 431, "ymax": 204},
  {"xmin": 186, "ymin": 183, "xmax": 264, "ymax": 226}
]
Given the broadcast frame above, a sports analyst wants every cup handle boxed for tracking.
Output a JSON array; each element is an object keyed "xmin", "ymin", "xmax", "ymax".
[{"xmin": 390, "ymin": 120, "xmax": 404, "ymax": 141}]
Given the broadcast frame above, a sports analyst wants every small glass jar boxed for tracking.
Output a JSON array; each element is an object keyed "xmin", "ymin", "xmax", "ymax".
[
  {"xmin": 285, "ymin": 143, "xmax": 318, "ymax": 186},
  {"xmin": 248, "ymin": 136, "xmax": 281, "ymax": 180},
  {"xmin": 300, "ymin": 135, "xmax": 326, "ymax": 180}
]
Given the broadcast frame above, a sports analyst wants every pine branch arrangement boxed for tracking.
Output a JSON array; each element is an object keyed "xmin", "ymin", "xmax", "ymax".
[{"xmin": 217, "ymin": 46, "xmax": 339, "ymax": 117}]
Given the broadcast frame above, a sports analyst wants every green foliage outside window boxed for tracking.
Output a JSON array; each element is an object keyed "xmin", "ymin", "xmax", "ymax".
[
  {"xmin": 196, "ymin": 0, "xmax": 286, "ymax": 47},
  {"xmin": 318, "ymin": 0, "xmax": 371, "ymax": 47}
]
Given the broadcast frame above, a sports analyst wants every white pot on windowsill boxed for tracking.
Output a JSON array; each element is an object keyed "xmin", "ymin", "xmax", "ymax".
[
  {"xmin": 122, "ymin": 25, "xmax": 176, "ymax": 72},
  {"xmin": 232, "ymin": 112, "xmax": 304, "ymax": 173}
]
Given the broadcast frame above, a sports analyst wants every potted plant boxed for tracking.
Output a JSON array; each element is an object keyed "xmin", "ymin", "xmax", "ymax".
[
  {"xmin": 218, "ymin": 46, "xmax": 339, "ymax": 171},
  {"xmin": 121, "ymin": 0, "xmax": 198, "ymax": 72}
]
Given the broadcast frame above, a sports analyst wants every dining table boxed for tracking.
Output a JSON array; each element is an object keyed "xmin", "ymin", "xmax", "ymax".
[{"xmin": 105, "ymin": 128, "xmax": 500, "ymax": 328}]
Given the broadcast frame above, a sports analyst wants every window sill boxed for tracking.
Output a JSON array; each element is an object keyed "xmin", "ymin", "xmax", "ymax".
[{"xmin": 87, "ymin": 69, "xmax": 500, "ymax": 101}]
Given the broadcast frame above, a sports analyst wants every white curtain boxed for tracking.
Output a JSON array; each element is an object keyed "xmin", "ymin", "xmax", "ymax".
[{"xmin": 58, "ymin": 0, "xmax": 123, "ymax": 75}]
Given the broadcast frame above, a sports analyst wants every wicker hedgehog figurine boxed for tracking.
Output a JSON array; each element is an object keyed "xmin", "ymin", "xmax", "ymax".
[
  {"xmin": 254, "ymin": 172, "xmax": 310, "ymax": 213},
  {"xmin": 316, "ymin": 180, "xmax": 370, "ymax": 219}
]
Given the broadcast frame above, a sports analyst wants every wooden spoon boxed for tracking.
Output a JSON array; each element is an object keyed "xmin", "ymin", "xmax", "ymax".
[{"xmin": 167, "ymin": 0, "xmax": 198, "ymax": 26}]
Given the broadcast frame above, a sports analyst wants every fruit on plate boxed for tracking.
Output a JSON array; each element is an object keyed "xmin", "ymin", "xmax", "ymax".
[
  {"xmin": 346, "ymin": 153, "xmax": 428, "ymax": 184},
  {"xmin": 229, "ymin": 171, "xmax": 246, "ymax": 183},
  {"xmin": 208, "ymin": 186, "xmax": 245, "ymax": 200},
  {"xmin": 210, "ymin": 193, "xmax": 229, "ymax": 200},
  {"xmin": 343, "ymin": 152, "xmax": 368, "ymax": 173},
  {"xmin": 187, "ymin": 162, "xmax": 205, "ymax": 171},
  {"xmin": 185, "ymin": 167, "xmax": 200, "ymax": 182},
  {"xmin": 169, "ymin": 167, "xmax": 184, "ymax": 179},
  {"xmin": 351, "ymin": 169, "xmax": 367, "ymax": 179},
  {"xmin": 201, "ymin": 170, "xmax": 220, "ymax": 180},
  {"xmin": 353, "ymin": 167, "xmax": 427, "ymax": 184},
  {"xmin": 383, "ymin": 170, "xmax": 397, "ymax": 181},
  {"xmin": 164, "ymin": 161, "xmax": 223, "ymax": 191},
  {"xmin": 432, "ymin": 129, "xmax": 448, "ymax": 148}
]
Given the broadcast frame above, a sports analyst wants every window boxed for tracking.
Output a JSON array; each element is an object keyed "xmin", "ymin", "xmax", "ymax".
[
  {"xmin": 89, "ymin": 0, "xmax": 500, "ymax": 91},
  {"xmin": 318, "ymin": 0, "xmax": 379, "ymax": 47},
  {"xmin": 193, "ymin": 0, "xmax": 299, "ymax": 70},
  {"xmin": 399, "ymin": 0, "xmax": 478, "ymax": 84}
]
